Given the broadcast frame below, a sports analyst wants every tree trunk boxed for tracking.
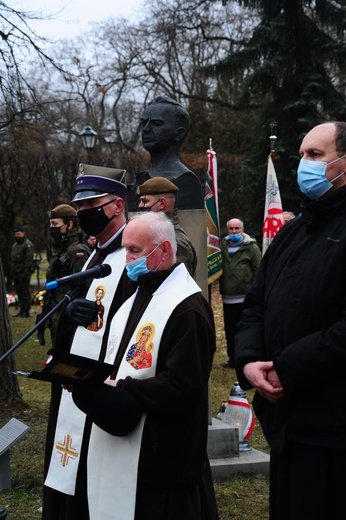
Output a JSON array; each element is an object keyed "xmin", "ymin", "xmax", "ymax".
[{"xmin": 0, "ymin": 256, "xmax": 22, "ymax": 403}]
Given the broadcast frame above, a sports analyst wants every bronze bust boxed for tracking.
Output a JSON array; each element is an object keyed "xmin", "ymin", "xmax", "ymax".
[{"xmin": 130, "ymin": 96, "xmax": 204, "ymax": 210}]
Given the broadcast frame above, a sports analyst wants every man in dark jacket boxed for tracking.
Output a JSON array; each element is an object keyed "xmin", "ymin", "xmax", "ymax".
[
  {"xmin": 219, "ymin": 218, "xmax": 261, "ymax": 368},
  {"xmin": 235, "ymin": 121, "xmax": 346, "ymax": 520}
]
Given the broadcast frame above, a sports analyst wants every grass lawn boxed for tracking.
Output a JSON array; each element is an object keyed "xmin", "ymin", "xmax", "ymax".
[{"xmin": 0, "ymin": 281, "xmax": 270, "ymax": 519}]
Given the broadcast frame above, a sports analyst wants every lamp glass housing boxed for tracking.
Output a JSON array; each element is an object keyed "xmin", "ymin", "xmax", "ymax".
[{"xmin": 80, "ymin": 125, "xmax": 97, "ymax": 151}]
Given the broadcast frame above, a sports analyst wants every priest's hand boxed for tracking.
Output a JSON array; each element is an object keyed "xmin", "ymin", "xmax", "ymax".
[{"xmin": 65, "ymin": 298, "xmax": 98, "ymax": 326}]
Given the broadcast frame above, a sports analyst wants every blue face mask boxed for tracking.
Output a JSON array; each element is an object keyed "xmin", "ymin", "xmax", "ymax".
[
  {"xmin": 297, "ymin": 156, "xmax": 346, "ymax": 199},
  {"xmin": 126, "ymin": 243, "xmax": 161, "ymax": 281},
  {"xmin": 229, "ymin": 233, "xmax": 242, "ymax": 242}
]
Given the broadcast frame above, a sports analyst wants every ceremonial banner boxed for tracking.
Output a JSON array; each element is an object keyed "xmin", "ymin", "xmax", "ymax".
[
  {"xmin": 262, "ymin": 154, "xmax": 284, "ymax": 255},
  {"xmin": 205, "ymin": 147, "xmax": 223, "ymax": 284}
]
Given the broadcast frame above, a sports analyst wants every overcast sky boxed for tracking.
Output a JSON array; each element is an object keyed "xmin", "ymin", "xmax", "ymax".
[{"xmin": 13, "ymin": 0, "xmax": 144, "ymax": 40}]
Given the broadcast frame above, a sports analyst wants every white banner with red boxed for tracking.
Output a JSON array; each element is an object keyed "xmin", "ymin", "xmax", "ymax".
[{"xmin": 262, "ymin": 155, "xmax": 284, "ymax": 255}]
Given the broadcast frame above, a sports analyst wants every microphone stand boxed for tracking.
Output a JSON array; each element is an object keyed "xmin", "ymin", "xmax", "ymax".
[{"xmin": 0, "ymin": 287, "xmax": 80, "ymax": 364}]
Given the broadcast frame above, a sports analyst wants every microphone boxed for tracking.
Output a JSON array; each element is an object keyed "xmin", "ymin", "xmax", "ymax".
[{"xmin": 45, "ymin": 264, "xmax": 112, "ymax": 290}]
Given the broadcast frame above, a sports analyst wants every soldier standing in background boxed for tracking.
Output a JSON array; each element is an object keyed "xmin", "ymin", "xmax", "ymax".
[
  {"xmin": 36, "ymin": 205, "xmax": 91, "ymax": 346},
  {"xmin": 11, "ymin": 225, "xmax": 34, "ymax": 318},
  {"xmin": 137, "ymin": 176, "xmax": 198, "ymax": 277}
]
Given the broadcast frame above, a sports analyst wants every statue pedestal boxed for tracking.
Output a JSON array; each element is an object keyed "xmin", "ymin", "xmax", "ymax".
[{"xmin": 178, "ymin": 209, "xmax": 208, "ymax": 297}]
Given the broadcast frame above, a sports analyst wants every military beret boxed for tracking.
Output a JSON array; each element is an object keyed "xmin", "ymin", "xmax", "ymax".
[
  {"xmin": 48, "ymin": 204, "xmax": 78, "ymax": 220},
  {"xmin": 137, "ymin": 177, "xmax": 179, "ymax": 196},
  {"xmin": 71, "ymin": 163, "xmax": 127, "ymax": 202}
]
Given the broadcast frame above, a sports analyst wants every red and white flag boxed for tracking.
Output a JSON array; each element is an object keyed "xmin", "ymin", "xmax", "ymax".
[{"xmin": 262, "ymin": 155, "xmax": 284, "ymax": 255}]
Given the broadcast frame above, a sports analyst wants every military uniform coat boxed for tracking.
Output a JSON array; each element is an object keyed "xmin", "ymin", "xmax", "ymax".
[{"xmin": 11, "ymin": 236, "xmax": 34, "ymax": 311}]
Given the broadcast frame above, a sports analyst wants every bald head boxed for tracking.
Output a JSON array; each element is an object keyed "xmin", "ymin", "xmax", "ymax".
[
  {"xmin": 299, "ymin": 122, "xmax": 346, "ymax": 195},
  {"xmin": 226, "ymin": 218, "xmax": 244, "ymax": 235}
]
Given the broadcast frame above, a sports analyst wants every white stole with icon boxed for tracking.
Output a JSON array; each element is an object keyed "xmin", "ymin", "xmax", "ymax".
[
  {"xmin": 44, "ymin": 247, "xmax": 126, "ymax": 494},
  {"xmin": 87, "ymin": 263, "xmax": 201, "ymax": 520}
]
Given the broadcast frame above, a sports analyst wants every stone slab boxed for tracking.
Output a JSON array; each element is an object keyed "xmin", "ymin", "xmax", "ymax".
[{"xmin": 210, "ymin": 448, "xmax": 270, "ymax": 481}]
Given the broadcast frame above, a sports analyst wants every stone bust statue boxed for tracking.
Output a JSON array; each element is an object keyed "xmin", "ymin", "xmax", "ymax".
[{"xmin": 131, "ymin": 96, "xmax": 204, "ymax": 210}]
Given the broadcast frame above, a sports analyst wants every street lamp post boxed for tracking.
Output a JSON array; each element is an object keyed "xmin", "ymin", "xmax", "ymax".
[{"xmin": 79, "ymin": 124, "xmax": 98, "ymax": 156}]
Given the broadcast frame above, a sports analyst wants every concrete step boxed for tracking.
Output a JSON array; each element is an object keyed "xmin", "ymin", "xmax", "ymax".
[
  {"xmin": 208, "ymin": 417, "xmax": 269, "ymax": 481},
  {"xmin": 210, "ymin": 448, "xmax": 270, "ymax": 481}
]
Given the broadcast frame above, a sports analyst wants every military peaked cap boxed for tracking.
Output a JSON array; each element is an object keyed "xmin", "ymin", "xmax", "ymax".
[{"xmin": 71, "ymin": 163, "xmax": 127, "ymax": 202}]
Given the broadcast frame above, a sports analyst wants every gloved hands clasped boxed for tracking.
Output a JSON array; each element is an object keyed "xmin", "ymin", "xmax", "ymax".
[{"xmin": 65, "ymin": 298, "xmax": 98, "ymax": 326}]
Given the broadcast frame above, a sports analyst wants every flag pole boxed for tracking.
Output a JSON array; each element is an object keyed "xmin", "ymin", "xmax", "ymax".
[
  {"xmin": 269, "ymin": 122, "xmax": 277, "ymax": 162},
  {"xmin": 205, "ymin": 139, "xmax": 222, "ymax": 286}
]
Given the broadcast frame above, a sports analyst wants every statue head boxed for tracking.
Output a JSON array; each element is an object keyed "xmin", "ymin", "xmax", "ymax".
[{"xmin": 141, "ymin": 96, "xmax": 190, "ymax": 153}]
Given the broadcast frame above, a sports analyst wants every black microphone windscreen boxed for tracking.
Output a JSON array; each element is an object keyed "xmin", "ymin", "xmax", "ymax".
[{"xmin": 97, "ymin": 264, "xmax": 112, "ymax": 278}]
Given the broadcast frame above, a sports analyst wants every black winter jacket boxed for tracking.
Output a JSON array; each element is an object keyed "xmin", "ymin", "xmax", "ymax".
[{"xmin": 235, "ymin": 185, "xmax": 346, "ymax": 452}]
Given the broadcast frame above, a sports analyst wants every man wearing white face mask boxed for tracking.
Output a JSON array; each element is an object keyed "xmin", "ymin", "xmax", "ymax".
[{"xmin": 234, "ymin": 121, "xmax": 346, "ymax": 520}]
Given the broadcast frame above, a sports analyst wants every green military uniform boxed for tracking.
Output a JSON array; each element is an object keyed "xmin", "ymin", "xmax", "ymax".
[
  {"xmin": 37, "ymin": 205, "xmax": 91, "ymax": 346},
  {"xmin": 46, "ymin": 228, "xmax": 91, "ymax": 343},
  {"xmin": 166, "ymin": 209, "xmax": 197, "ymax": 277},
  {"xmin": 137, "ymin": 177, "xmax": 198, "ymax": 277},
  {"xmin": 11, "ymin": 228, "xmax": 34, "ymax": 317}
]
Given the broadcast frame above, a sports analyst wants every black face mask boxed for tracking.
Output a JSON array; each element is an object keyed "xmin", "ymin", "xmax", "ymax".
[
  {"xmin": 137, "ymin": 199, "xmax": 160, "ymax": 212},
  {"xmin": 49, "ymin": 226, "xmax": 65, "ymax": 244},
  {"xmin": 77, "ymin": 200, "xmax": 115, "ymax": 237}
]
